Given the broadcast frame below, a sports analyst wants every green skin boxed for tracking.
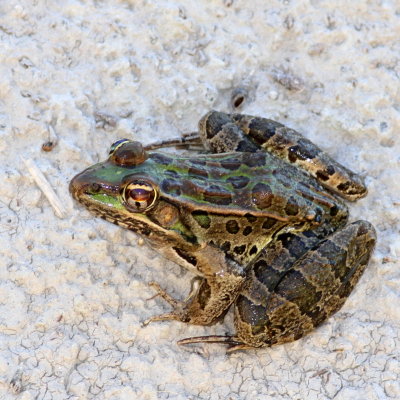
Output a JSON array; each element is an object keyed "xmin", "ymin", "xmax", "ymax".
[{"xmin": 70, "ymin": 111, "xmax": 376, "ymax": 350}]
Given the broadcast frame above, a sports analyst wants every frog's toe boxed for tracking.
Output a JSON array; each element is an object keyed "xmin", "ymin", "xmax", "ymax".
[
  {"xmin": 145, "ymin": 282, "xmax": 192, "ymax": 324},
  {"xmin": 147, "ymin": 281, "xmax": 180, "ymax": 307},
  {"xmin": 142, "ymin": 312, "xmax": 181, "ymax": 327}
]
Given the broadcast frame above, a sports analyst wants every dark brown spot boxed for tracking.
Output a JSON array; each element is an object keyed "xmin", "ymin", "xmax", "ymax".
[
  {"xmin": 236, "ymin": 139, "xmax": 259, "ymax": 152},
  {"xmin": 140, "ymin": 227, "xmax": 151, "ymax": 236},
  {"xmin": 337, "ymin": 181, "xmax": 351, "ymax": 192},
  {"xmin": 330, "ymin": 205, "xmax": 339, "ymax": 216},
  {"xmin": 161, "ymin": 179, "xmax": 181, "ymax": 196},
  {"xmin": 236, "ymin": 294, "xmax": 268, "ymax": 335},
  {"xmin": 356, "ymin": 222, "xmax": 370, "ymax": 236},
  {"xmin": 275, "ymin": 269, "xmax": 322, "ymax": 316},
  {"xmin": 204, "ymin": 185, "xmax": 232, "ymax": 205},
  {"xmin": 226, "ymin": 219, "xmax": 240, "ymax": 234},
  {"xmin": 249, "ymin": 245, "xmax": 258, "ymax": 255},
  {"xmin": 149, "ymin": 153, "xmax": 173, "ymax": 165},
  {"xmin": 188, "ymin": 166, "xmax": 209, "ymax": 178},
  {"xmin": 221, "ymin": 241, "xmax": 231, "ymax": 252},
  {"xmin": 220, "ymin": 159, "xmax": 242, "ymax": 170},
  {"xmin": 271, "ymin": 134, "xmax": 291, "ymax": 150},
  {"xmin": 243, "ymin": 226, "xmax": 253, "ymax": 236},
  {"xmin": 317, "ymin": 240, "xmax": 347, "ymax": 279},
  {"xmin": 234, "ymin": 244, "xmax": 246, "ymax": 255},
  {"xmin": 226, "ymin": 175, "xmax": 250, "ymax": 189},
  {"xmin": 248, "ymin": 118, "xmax": 280, "ymax": 145},
  {"xmin": 204, "ymin": 112, "xmax": 232, "ymax": 139},
  {"xmin": 254, "ymin": 259, "xmax": 282, "ymax": 290},
  {"xmin": 262, "ymin": 218, "xmax": 277, "ymax": 230},
  {"xmin": 245, "ymin": 213, "xmax": 257, "ymax": 223},
  {"xmin": 284, "ymin": 196, "xmax": 299, "ymax": 216},
  {"xmin": 252, "ymin": 183, "xmax": 273, "ymax": 209},
  {"xmin": 277, "ymin": 233, "xmax": 308, "ymax": 259},
  {"xmin": 316, "ymin": 170, "xmax": 330, "ymax": 181}
]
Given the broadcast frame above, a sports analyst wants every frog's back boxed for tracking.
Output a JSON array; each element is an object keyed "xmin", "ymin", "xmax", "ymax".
[{"xmin": 148, "ymin": 151, "xmax": 345, "ymax": 223}]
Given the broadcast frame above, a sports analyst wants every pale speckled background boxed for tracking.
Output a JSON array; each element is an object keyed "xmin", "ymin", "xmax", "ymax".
[{"xmin": 0, "ymin": 1, "xmax": 399, "ymax": 399}]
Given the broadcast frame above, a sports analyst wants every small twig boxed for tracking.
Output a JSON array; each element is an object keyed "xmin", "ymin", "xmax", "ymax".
[{"xmin": 22, "ymin": 157, "xmax": 66, "ymax": 218}]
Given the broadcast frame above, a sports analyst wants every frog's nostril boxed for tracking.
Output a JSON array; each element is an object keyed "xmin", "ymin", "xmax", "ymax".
[{"xmin": 90, "ymin": 182, "xmax": 101, "ymax": 193}]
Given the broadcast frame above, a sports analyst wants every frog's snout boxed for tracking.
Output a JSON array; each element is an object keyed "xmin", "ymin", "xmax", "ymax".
[{"xmin": 69, "ymin": 169, "xmax": 95, "ymax": 200}]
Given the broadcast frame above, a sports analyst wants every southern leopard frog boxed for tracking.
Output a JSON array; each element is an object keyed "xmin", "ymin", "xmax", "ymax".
[{"xmin": 70, "ymin": 111, "xmax": 376, "ymax": 350}]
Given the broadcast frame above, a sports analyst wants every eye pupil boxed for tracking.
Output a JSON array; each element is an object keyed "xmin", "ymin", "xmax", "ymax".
[{"xmin": 130, "ymin": 188, "xmax": 151, "ymax": 201}]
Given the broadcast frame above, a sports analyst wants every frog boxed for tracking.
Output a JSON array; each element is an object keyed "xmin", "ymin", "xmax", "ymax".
[{"xmin": 69, "ymin": 111, "xmax": 376, "ymax": 351}]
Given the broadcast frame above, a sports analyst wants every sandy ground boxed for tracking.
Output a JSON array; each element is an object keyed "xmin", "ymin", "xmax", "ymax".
[{"xmin": 0, "ymin": 1, "xmax": 399, "ymax": 399}]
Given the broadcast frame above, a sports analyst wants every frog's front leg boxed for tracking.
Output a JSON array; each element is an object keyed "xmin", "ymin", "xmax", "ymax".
[
  {"xmin": 198, "ymin": 111, "xmax": 367, "ymax": 201},
  {"xmin": 233, "ymin": 220, "xmax": 376, "ymax": 348},
  {"xmin": 144, "ymin": 244, "xmax": 247, "ymax": 326}
]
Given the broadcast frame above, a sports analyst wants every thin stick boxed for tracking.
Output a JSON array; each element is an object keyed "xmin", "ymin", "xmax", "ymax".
[{"xmin": 23, "ymin": 157, "xmax": 66, "ymax": 218}]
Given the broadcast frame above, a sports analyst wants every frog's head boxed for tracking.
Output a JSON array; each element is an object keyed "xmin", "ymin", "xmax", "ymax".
[{"xmin": 69, "ymin": 139, "xmax": 198, "ymax": 248}]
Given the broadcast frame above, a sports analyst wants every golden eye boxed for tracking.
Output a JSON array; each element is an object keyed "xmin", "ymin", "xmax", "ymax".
[{"xmin": 122, "ymin": 179, "xmax": 158, "ymax": 212}]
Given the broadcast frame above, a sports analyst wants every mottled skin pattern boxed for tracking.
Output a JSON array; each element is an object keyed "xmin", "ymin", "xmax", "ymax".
[{"xmin": 70, "ymin": 111, "xmax": 376, "ymax": 350}]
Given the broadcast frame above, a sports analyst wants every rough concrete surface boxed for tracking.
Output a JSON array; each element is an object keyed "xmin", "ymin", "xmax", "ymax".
[{"xmin": 0, "ymin": 1, "xmax": 399, "ymax": 399}]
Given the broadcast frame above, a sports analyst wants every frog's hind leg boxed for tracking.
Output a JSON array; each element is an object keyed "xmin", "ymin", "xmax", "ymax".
[
  {"xmin": 172, "ymin": 225, "xmax": 333, "ymax": 350},
  {"xmin": 198, "ymin": 111, "xmax": 367, "ymax": 201},
  {"xmin": 234, "ymin": 220, "xmax": 376, "ymax": 347}
]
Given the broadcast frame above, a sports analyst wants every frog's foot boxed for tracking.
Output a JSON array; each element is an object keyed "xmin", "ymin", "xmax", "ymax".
[
  {"xmin": 143, "ymin": 281, "xmax": 196, "ymax": 326},
  {"xmin": 144, "ymin": 274, "xmax": 239, "ymax": 326},
  {"xmin": 233, "ymin": 220, "xmax": 377, "ymax": 347}
]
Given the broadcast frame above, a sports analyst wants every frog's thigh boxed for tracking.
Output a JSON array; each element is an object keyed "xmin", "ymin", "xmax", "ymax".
[
  {"xmin": 234, "ymin": 220, "xmax": 376, "ymax": 347},
  {"xmin": 198, "ymin": 110, "xmax": 259, "ymax": 153},
  {"xmin": 230, "ymin": 112, "xmax": 367, "ymax": 201},
  {"xmin": 199, "ymin": 111, "xmax": 366, "ymax": 201}
]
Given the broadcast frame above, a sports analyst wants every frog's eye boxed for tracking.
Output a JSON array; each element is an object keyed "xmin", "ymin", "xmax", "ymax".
[
  {"xmin": 109, "ymin": 140, "xmax": 148, "ymax": 167},
  {"xmin": 109, "ymin": 139, "xmax": 131, "ymax": 155},
  {"xmin": 122, "ymin": 179, "xmax": 158, "ymax": 212}
]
